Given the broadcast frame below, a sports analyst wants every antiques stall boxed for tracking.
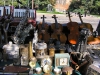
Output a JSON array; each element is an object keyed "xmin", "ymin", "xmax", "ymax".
[{"xmin": 0, "ymin": 1, "xmax": 100, "ymax": 75}]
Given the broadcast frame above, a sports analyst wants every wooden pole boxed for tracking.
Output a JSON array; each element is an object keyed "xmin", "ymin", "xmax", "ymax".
[{"xmin": 32, "ymin": 0, "xmax": 34, "ymax": 9}]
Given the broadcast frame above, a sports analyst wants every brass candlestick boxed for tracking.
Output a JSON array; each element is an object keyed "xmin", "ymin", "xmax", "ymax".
[
  {"xmin": 29, "ymin": 41, "xmax": 34, "ymax": 60},
  {"xmin": 28, "ymin": 41, "xmax": 37, "ymax": 73}
]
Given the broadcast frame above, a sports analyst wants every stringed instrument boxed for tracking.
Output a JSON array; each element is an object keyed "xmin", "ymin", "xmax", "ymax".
[
  {"xmin": 38, "ymin": 15, "xmax": 50, "ymax": 43},
  {"xmin": 67, "ymin": 11, "xmax": 79, "ymax": 44},
  {"xmin": 78, "ymin": 12, "xmax": 99, "ymax": 44},
  {"xmin": 51, "ymin": 15, "xmax": 67, "ymax": 44},
  {"xmin": 78, "ymin": 12, "xmax": 93, "ymax": 32}
]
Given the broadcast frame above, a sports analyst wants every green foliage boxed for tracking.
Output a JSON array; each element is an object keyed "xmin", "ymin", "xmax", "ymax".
[
  {"xmin": 0, "ymin": 0, "xmax": 27, "ymax": 7},
  {"xmin": 96, "ymin": 1, "xmax": 100, "ymax": 7},
  {"xmin": 34, "ymin": 0, "xmax": 50, "ymax": 10},
  {"xmin": 48, "ymin": 0, "xmax": 56, "ymax": 6},
  {"xmin": 73, "ymin": 9, "xmax": 84, "ymax": 14},
  {"xmin": 69, "ymin": 0, "xmax": 100, "ymax": 15},
  {"xmin": 0, "ymin": 0, "xmax": 55, "ymax": 11}
]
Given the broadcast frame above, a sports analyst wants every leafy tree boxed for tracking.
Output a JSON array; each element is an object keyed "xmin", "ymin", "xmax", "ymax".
[
  {"xmin": 48, "ymin": 0, "xmax": 56, "ymax": 6},
  {"xmin": 0, "ymin": 0, "xmax": 28, "ymax": 7},
  {"xmin": 95, "ymin": 1, "xmax": 100, "ymax": 15},
  {"xmin": 68, "ymin": 0, "xmax": 82, "ymax": 13},
  {"xmin": 69, "ymin": 0, "xmax": 100, "ymax": 15},
  {"xmin": 34, "ymin": 0, "xmax": 51, "ymax": 10},
  {"xmin": 0, "ymin": 0, "xmax": 56, "ymax": 10}
]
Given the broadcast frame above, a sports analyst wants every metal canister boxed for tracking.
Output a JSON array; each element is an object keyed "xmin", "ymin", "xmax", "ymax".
[
  {"xmin": 59, "ymin": 44, "xmax": 66, "ymax": 53},
  {"xmin": 48, "ymin": 44, "xmax": 55, "ymax": 57},
  {"xmin": 36, "ymin": 42, "xmax": 47, "ymax": 57},
  {"xmin": 2, "ymin": 41, "xmax": 19, "ymax": 59},
  {"xmin": 20, "ymin": 46, "xmax": 29, "ymax": 66}
]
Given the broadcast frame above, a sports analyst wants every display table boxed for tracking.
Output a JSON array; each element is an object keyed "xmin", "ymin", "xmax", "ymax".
[{"xmin": 0, "ymin": 60, "xmax": 60, "ymax": 75}]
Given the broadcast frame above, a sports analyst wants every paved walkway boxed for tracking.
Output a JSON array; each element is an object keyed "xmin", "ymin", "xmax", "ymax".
[{"xmin": 36, "ymin": 13, "xmax": 100, "ymax": 31}]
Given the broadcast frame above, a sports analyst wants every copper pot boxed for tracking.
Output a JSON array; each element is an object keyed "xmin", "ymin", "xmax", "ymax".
[{"xmin": 62, "ymin": 66, "xmax": 73, "ymax": 74}]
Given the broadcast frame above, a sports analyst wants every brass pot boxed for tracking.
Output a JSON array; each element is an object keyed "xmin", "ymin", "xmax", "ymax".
[
  {"xmin": 43, "ymin": 65, "xmax": 52, "ymax": 73},
  {"xmin": 62, "ymin": 66, "xmax": 73, "ymax": 75}
]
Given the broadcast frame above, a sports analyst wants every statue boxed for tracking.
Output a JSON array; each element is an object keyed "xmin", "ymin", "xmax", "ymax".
[
  {"xmin": 32, "ymin": 30, "xmax": 38, "ymax": 53},
  {"xmin": 47, "ymin": 4, "xmax": 52, "ymax": 12}
]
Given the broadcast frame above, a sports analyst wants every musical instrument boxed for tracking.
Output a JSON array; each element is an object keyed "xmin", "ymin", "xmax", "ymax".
[
  {"xmin": 19, "ymin": 24, "xmax": 33, "ymax": 44},
  {"xmin": 38, "ymin": 15, "xmax": 50, "ymax": 43},
  {"xmin": 87, "ymin": 36, "xmax": 100, "ymax": 44},
  {"xmin": 67, "ymin": 11, "xmax": 79, "ymax": 44},
  {"xmin": 78, "ymin": 12, "xmax": 93, "ymax": 32},
  {"xmin": 78, "ymin": 12, "xmax": 100, "ymax": 44},
  {"xmin": 38, "ymin": 15, "xmax": 49, "ymax": 32},
  {"xmin": 12, "ymin": 1, "xmax": 30, "ymax": 44},
  {"xmin": 51, "ymin": 15, "xmax": 67, "ymax": 44}
]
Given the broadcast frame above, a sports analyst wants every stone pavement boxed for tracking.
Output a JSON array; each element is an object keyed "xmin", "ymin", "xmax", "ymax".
[{"xmin": 36, "ymin": 13, "xmax": 100, "ymax": 31}]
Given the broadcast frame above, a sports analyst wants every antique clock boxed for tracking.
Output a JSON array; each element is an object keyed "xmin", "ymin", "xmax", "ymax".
[
  {"xmin": 41, "ymin": 56, "xmax": 52, "ymax": 67},
  {"xmin": 55, "ymin": 53, "xmax": 70, "ymax": 68}
]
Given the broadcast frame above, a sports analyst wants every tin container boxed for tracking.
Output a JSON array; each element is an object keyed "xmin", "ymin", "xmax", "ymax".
[
  {"xmin": 2, "ymin": 41, "xmax": 19, "ymax": 60},
  {"xmin": 36, "ymin": 42, "xmax": 47, "ymax": 57},
  {"xmin": 20, "ymin": 46, "xmax": 29, "ymax": 66},
  {"xmin": 48, "ymin": 44, "xmax": 55, "ymax": 57},
  {"xmin": 21, "ymin": 54, "xmax": 29, "ymax": 66},
  {"xmin": 59, "ymin": 44, "xmax": 66, "ymax": 53}
]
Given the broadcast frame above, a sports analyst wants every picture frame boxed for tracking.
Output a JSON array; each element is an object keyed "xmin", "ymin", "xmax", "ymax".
[{"xmin": 55, "ymin": 53, "xmax": 70, "ymax": 68}]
